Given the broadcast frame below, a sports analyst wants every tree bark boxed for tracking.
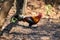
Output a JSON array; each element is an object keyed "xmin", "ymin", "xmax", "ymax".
[{"xmin": 0, "ymin": 0, "xmax": 14, "ymax": 29}]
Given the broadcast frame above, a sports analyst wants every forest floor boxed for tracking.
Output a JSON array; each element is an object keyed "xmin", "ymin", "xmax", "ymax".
[{"xmin": 0, "ymin": 0, "xmax": 60, "ymax": 40}]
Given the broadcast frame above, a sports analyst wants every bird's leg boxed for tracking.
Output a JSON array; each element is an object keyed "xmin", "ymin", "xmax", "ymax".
[{"xmin": 28, "ymin": 24, "xmax": 32, "ymax": 28}]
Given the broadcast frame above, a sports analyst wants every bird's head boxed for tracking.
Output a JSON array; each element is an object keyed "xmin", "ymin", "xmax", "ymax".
[{"xmin": 37, "ymin": 13, "xmax": 42, "ymax": 18}]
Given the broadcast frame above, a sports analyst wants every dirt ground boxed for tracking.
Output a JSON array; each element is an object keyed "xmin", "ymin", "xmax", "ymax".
[{"xmin": 0, "ymin": 0, "xmax": 60, "ymax": 40}]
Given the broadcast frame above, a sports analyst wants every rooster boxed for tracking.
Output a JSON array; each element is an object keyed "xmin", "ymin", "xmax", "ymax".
[{"xmin": 11, "ymin": 13, "xmax": 42, "ymax": 28}]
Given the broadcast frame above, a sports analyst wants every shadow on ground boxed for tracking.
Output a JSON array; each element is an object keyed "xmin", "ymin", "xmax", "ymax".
[{"xmin": 0, "ymin": 18, "xmax": 60, "ymax": 40}]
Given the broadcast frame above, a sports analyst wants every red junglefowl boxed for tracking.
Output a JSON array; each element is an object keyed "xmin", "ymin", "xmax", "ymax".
[
  {"xmin": 11, "ymin": 13, "xmax": 42, "ymax": 27},
  {"xmin": 23, "ymin": 13, "xmax": 42, "ymax": 26}
]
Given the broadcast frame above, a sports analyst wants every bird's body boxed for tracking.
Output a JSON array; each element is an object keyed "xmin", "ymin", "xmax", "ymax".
[{"xmin": 22, "ymin": 13, "xmax": 42, "ymax": 26}]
